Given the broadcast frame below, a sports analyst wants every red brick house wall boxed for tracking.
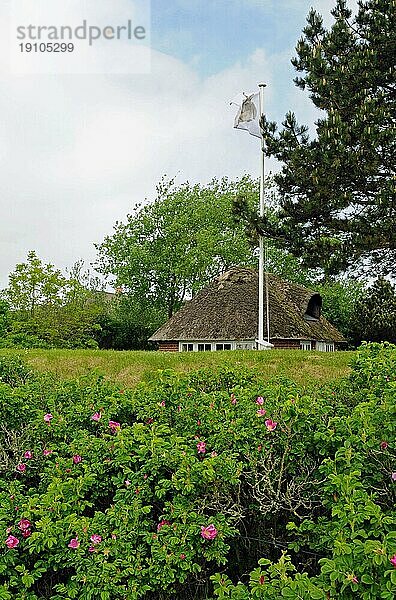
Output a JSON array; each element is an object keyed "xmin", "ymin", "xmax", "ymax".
[
  {"xmin": 271, "ymin": 339, "xmax": 301, "ymax": 349},
  {"xmin": 158, "ymin": 341, "xmax": 179, "ymax": 352}
]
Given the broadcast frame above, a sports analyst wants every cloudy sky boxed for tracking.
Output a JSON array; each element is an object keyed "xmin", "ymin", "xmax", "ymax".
[{"xmin": 0, "ymin": 0, "xmax": 340, "ymax": 288}]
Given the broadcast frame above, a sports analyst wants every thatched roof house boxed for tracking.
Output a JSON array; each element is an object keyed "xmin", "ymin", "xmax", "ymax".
[{"xmin": 149, "ymin": 267, "xmax": 346, "ymax": 352}]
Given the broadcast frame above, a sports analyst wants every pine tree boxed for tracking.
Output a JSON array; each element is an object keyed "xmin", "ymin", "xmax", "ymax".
[
  {"xmin": 350, "ymin": 277, "xmax": 396, "ymax": 344},
  {"xmin": 235, "ymin": 0, "xmax": 396, "ymax": 276}
]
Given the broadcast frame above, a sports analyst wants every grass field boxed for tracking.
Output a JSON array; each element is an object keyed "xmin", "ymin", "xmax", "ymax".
[{"xmin": 0, "ymin": 348, "xmax": 353, "ymax": 388}]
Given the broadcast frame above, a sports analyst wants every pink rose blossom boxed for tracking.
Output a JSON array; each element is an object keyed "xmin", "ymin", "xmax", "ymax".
[
  {"xmin": 390, "ymin": 554, "xmax": 396, "ymax": 568},
  {"xmin": 257, "ymin": 408, "xmax": 266, "ymax": 417},
  {"xmin": 157, "ymin": 519, "xmax": 171, "ymax": 532},
  {"xmin": 17, "ymin": 519, "xmax": 31, "ymax": 531},
  {"xmin": 231, "ymin": 394, "xmax": 237, "ymax": 405},
  {"xmin": 265, "ymin": 419, "xmax": 278, "ymax": 432},
  {"xmin": 5, "ymin": 535, "xmax": 19, "ymax": 549},
  {"xmin": 43, "ymin": 449, "xmax": 53, "ymax": 457},
  {"xmin": 16, "ymin": 463, "xmax": 26, "ymax": 472},
  {"xmin": 177, "ymin": 405, "xmax": 182, "ymax": 412},
  {"xmin": 197, "ymin": 441, "xmax": 206, "ymax": 454},
  {"xmin": 6, "ymin": 527, "xmax": 12, "ymax": 534},
  {"xmin": 24, "ymin": 451, "xmax": 33, "ymax": 460},
  {"xmin": 391, "ymin": 472, "xmax": 396, "ymax": 481},
  {"xmin": 380, "ymin": 441, "xmax": 388, "ymax": 450},
  {"xmin": 351, "ymin": 576, "xmax": 358, "ymax": 584},
  {"xmin": 22, "ymin": 529, "xmax": 31, "ymax": 538},
  {"xmin": 211, "ymin": 451, "xmax": 218, "ymax": 458},
  {"xmin": 111, "ymin": 534, "xmax": 117, "ymax": 540},
  {"xmin": 108, "ymin": 420, "xmax": 121, "ymax": 432},
  {"xmin": 159, "ymin": 401, "xmax": 165, "ymax": 407},
  {"xmin": 180, "ymin": 553, "xmax": 186, "ymax": 559},
  {"xmin": 91, "ymin": 412, "xmax": 101, "ymax": 422},
  {"xmin": 68, "ymin": 537, "xmax": 80, "ymax": 549},
  {"xmin": 44, "ymin": 413, "xmax": 53, "ymax": 423},
  {"xmin": 90, "ymin": 534, "xmax": 102, "ymax": 545},
  {"xmin": 125, "ymin": 479, "xmax": 131, "ymax": 487},
  {"xmin": 201, "ymin": 524, "xmax": 218, "ymax": 540},
  {"xmin": 72, "ymin": 455, "xmax": 82, "ymax": 465},
  {"xmin": 88, "ymin": 546, "xmax": 96, "ymax": 552},
  {"xmin": 256, "ymin": 396, "xmax": 264, "ymax": 405}
]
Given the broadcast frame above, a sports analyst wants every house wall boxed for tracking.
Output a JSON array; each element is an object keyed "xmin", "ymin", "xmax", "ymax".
[
  {"xmin": 271, "ymin": 339, "xmax": 301, "ymax": 350},
  {"xmin": 179, "ymin": 340, "xmax": 256, "ymax": 352},
  {"xmin": 271, "ymin": 339, "xmax": 339, "ymax": 351},
  {"xmin": 158, "ymin": 341, "xmax": 179, "ymax": 352},
  {"xmin": 157, "ymin": 339, "xmax": 342, "ymax": 352}
]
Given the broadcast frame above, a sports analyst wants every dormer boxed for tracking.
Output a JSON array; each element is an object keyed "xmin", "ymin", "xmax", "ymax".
[{"xmin": 304, "ymin": 293, "xmax": 322, "ymax": 321}]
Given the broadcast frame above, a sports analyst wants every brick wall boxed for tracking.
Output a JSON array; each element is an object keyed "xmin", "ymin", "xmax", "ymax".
[
  {"xmin": 271, "ymin": 339, "xmax": 301, "ymax": 350},
  {"xmin": 158, "ymin": 341, "xmax": 179, "ymax": 352}
]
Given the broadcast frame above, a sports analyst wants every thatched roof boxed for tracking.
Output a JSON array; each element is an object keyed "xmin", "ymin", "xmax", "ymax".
[{"xmin": 149, "ymin": 268, "xmax": 346, "ymax": 343}]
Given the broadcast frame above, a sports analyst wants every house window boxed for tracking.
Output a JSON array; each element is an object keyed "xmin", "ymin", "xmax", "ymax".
[
  {"xmin": 215, "ymin": 343, "xmax": 232, "ymax": 351},
  {"xmin": 300, "ymin": 340, "xmax": 312, "ymax": 351},
  {"xmin": 316, "ymin": 342, "xmax": 334, "ymax": 352},
  {"xmin": 181, "ymin": 343, "xmax": 194, "ymax": 352},
  {"xmin": 235, "ymin": 342, "xmax": 254, "ymax": 350},
  {"xmin": 198, "ymin": 344, "xmax": 212, "ymax": 352}
]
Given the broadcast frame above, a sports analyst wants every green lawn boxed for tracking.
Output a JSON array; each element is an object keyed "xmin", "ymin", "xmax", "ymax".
[{"xmin": 0, "ymin": 348, "xmax": 353, "ymax": 387}]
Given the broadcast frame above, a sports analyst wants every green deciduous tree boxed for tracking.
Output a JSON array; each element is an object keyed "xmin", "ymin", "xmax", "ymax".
[
  {"xmin": 318, "ymin": 279, "xmax": 364, "ymax": 345},
  {"xmin": 2, "ymin": 253, "xmax": 110, "ymax": 349},
  {"xmin": 235, "ymin": 0, "xmax": 396, "ymax": 276},
  {"xmin": 95, "ymin": 176, "xmax": 260, "ymax": 323},
  {"xmin": 5, "ymin": 251, "xmax": 67, "ymax": 317},
  {"xmin": 95, "ymin": 296, "xmax": 161, "ymax": 350},
  {"xmin": 0, "ymin": 299, "xmax": 9, "ymax": 338}
]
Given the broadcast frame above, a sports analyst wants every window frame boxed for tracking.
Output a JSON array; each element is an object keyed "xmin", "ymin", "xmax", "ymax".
[
  {"xmin": 197, "ymin": 343, "xmax": 212, "ymax": 352},
  {"xmin": 181, "ymin": 343, "xmax": 194, "ymax": 352},
  {"xmin": 300, "ymin": 340, "xmax": 312, "ymax": 351},
  {"xmin": 316, "ymin": 341, "xmax": 335, "ymax": 352}
]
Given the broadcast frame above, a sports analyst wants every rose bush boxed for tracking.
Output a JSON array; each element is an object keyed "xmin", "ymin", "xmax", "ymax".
[{"xmin": 0, "ymin": 343, "xmax": 395, "ymax": 599}]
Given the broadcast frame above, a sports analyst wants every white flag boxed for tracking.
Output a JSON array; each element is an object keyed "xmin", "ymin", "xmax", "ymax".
[{"xmin": 231, "ymin": 91, "xmax": 262, "ymax": 139}]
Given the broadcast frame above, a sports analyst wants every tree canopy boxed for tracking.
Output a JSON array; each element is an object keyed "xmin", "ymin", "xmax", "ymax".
[
  {"xmin": 95, "ymin": 177, "xmax": 259, "ymax": 322},
  {"xmin": 5, "ymin": 251, "xmax": 67, "ymax": 317},
  {"xmin": 1, "ymin": 253, "xmax": 109, "ymax": 349},
  {"xmin": 235, "ymin": 0, "xmax": 396, "ymax": 276}
]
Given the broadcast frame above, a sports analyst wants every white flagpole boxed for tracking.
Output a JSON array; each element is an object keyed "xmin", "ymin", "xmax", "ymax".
[
  {"xmin": 257, "ymin": 82, "xmax": 268, "ymax": 348},
  {"xmin": 265, "ymin": 240, "xmax": 270, "ymax": 343}
]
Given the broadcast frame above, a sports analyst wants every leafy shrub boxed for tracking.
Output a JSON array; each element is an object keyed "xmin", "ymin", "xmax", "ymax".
[
  {"xmin": 0, "ymin": 356, "xmax": 34, "ymax": 387},
  {"xmin": 0, "ymin": 344, "xmax": 395, "ymax": 599}
]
